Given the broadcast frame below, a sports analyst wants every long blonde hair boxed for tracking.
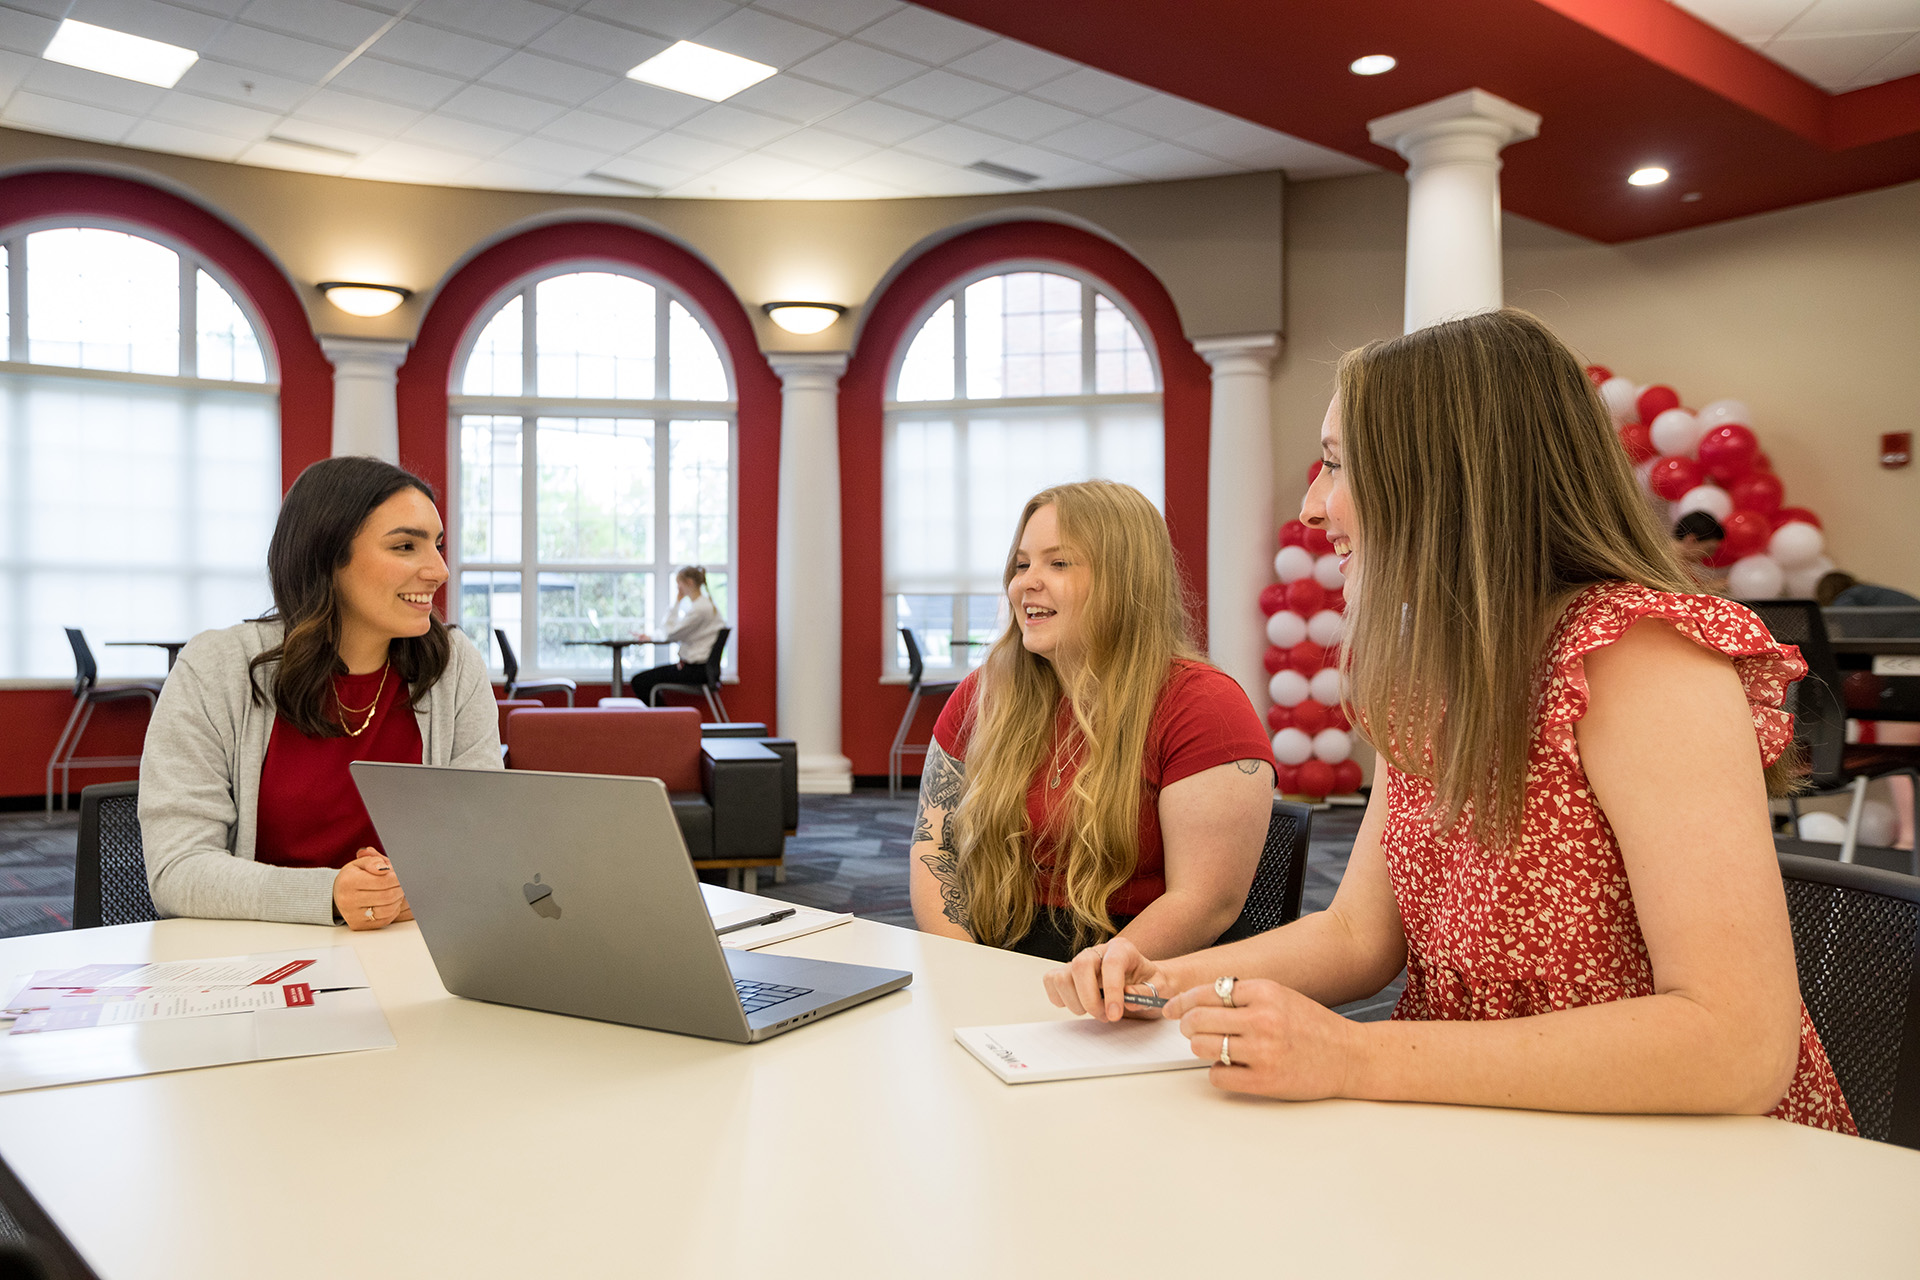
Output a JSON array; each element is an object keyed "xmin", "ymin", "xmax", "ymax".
[
  {"xmin": 1338, "ymin": 308, "xmax": 1796, "ymax": 846},
  {"xmin": 953, "ymin": 480, "xmax": 1200, "ymax": 949}
]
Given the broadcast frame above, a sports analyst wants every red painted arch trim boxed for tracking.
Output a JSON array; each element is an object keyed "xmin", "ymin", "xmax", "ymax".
[
  {"xmin": 838, "ymin": 219, "xmax": 1210, "ymax": 776},
  {"xmin": 0, "ymin": 169, "xmax": 330, "ymax": 493},
  {"xmin": 396, "ymin": 220, "xmax": 781, "ymax": 730}
]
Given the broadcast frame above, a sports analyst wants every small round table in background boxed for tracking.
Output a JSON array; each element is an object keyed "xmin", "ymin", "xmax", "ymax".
[
  {"xmin": 106, "ymin": 641, "xmax": 189, "ymax": 671},
  {"xmin": 563, "ymin": 638, "xmax": 653, "ymax": 691}
]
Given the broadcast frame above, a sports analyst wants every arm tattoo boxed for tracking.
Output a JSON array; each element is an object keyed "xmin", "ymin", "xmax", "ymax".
[
  {"xmin": 1234, "ymin": 759, "xmax": 1264, "ymax": 775},
  {"xmin": 914, "ymin": 742, "xmax": 971, "ymax": 931}
]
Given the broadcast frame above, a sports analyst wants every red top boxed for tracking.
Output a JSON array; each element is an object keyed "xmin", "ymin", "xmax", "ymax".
[
  {"xmin": 1382, "ymin": 582, "xmax": 1854, "ymax": 1134},
  {"xmin": 256, "ymin": 665, "xmax": 424, "ymax": 871},
  {"xmin": 933, "ymin": 660, "xmax": 1274, "ymax": 917}
]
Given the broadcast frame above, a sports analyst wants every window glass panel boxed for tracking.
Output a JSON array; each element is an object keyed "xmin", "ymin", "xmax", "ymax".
[
  {"xmin": 536, "ymin": 416, "xmax": 654, "ymax": 562},
  {"xmin": 1, "ymin": 245, "xmax": 9, "ymax": 351},
  {"xmin": 536, "ymin": 570, "xmax": 652, "ymax": 669},
  {"xmin": 895, "ymin": 299, "xmax": 953, "ymax": 402},
  {"xmin": 1093, "ymin": 294, "xmax": 1155, "ymax": 394},
  {"xmin": 668, "ymin": 300, "xmax": 727, "ymax": 401},
  {"xmin": 963, "ymin": 277, "xmax": 1002, "ymax": 399},
  {"xmin": 894, "ymin": 594, "xmax": 954, "ymax": 669},
  {"xmin": 884, "ymin": 415, "xmax": 957, "ymax": 593},
  {"xmin": 27, "ymin": 229, "xmax": 179, "ymax": 376},
  {"xmin": 196, "ymin": 271, "xmax": 267, "ymax": 383},
  {"xmin": 965, "ymin": 271, "xmax": 1082, "ymax": 399},
  {"xmin": 459, "ymin": 570, "xmax": 520, "ymax": 671},
  {"xmin": 668, "ymin": 419, "xmax": 729, "ymax": 565},
  {"xmin": 462, "ymin": 295, "xmax": 522, "ymax": 396},
  {"xmin": 535, "ymin": 273, "xmax": 655, "ymax": 399},
  {"xmin": 459, "ymin": 415, "xmax": 522, "ymax": 564},
  {"xmin": 965, "ymin": 594, "xmax": 1003, "ymax": 667}
]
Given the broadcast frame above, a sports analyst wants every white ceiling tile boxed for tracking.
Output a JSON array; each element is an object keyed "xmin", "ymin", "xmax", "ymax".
[
  {"xmin": 65, "ymin": 0, "xmax": 227, "ymax": 49},
  {"xmin": 554, "ymin": 173, "xmax": 663, "ymax": 195},
  {"xmin": 697, "ymin": 150, "xmax": 816, "ymax": 189},
  {"xmin": 1779, "ymin": 0, "xmax": 1920, "ymax": 37},
  {"xmin": 660, "ymin": 172, "xmax": 776, "ymax": 197},
  {"xmin": 1274, "ymin": 139, "xmax": 1373, "ymax": 179},
  {"xmin": 894, "ymin": 119, "xmax": 1003, "ymax": 164},
  {"xmin": 536, "ymin": 108, "xmax": 652, "ymax": 152},
  {"xmin": 492, "ymin": 134, "xmax": 610, "ymax": 174},
  {"xmin": 348, "ymin": 140, "xmax": 484, "ymax": 182},
  {"xmin": 238, "ymin": 137, "xmax": 356, "ymax": 174},
  {"xmin": 21, "ymin": 60, "xmax": 168, "ymax": 115},
  {"xmin": 291, "ymin": 87, "xmax": 421, "ymax": 136},
  {"xmin": 723, "ymin": 73, "xmax": 856, "ymax": 122},
  {"xmin": 324, "ymin": 55, "xmax": 466, "ymax": 111},
  {"xmin": 1105, "ymin": 92, "xmax": 1232, "ymax": 140},
  {"xmin": 677, "ymin": 102, "xmax": 795, "ymax": 147},
  {"xmin": 398, "ymin": 112, "xmax": 520, "ymax": 154},
  {"xmin": 1103, "ymin": 140, "xmax": 1233, "ymax": 182},
  {"xmin": 578, "ymin": 0, "xmax": 739, "ymax": 41},
  {"xmin": 0, "ymin": 7, "xmax": 58, "ymax": 56},
  {"xmin": 170, "ymin": 58, "xmax": 310, "ymax": 111},
  {"xmin": 1669, "ymin": 0, "xmax": 1823, "ymax": 42},
  {"xmin": 748, "ymin": 0, "xmax": 902, "ymax": 39},
  {"xmin": 237, "ymin": 0, "xmax": 391, "ymax": 48},
  {"xmin": 457, "ymin": 156, "xmax": 572, "ymax": 190},
  {"xmin": 945, "ymin": 38, "xmax": 1077, "ymax": 91},
  {"xmin": 1180, "ymin": 115, "xmax": 1297, "ymax": 162},
  {"xmin": 148, "ymin": 90, "xmax": 280, "ymax": 138},
  {"xmin": 479, "ymin": 49, "xmax": 617, "ymax": 106},
  {"xmin": 1029, "ymin": 66, "xmax": 1152, "ymax": 115},
  {"xmin": 854, "ymin": 7, "xmax": 994, "ymax": 63},
  {"xmin": 408, "ymin": 0, "xmax": 566, "ymax": 46},
  {"xmin": 369, "ymin": 19, "xmax": 515, "ymax": 79},
  {"xmin": 1761, "ymin": 29, "xmax": 1911, "ymax": 87},
  {"xmin": 582, "ymin": 78, "xmax": 708, "ymax": 128},
  {"xmin": 784, "ymin": 39, "xmax": 923, "ymax": 94},
  {"xmin": 1038, "ymin": 117, "xmax": 1153, "ymax": 162},
  {"xmin": 696, "ymin": 7, "xmax": 839, "ymax": 65},
  {"xmin": 4, "ymin": 92, "xmax": 139, "ymax": 143},
  {"xmin": 123, "ymin": 118, "xmax": 251, "ymax": 162},
  {"xmin": 0, "ymin": 47, "xmax": 29, "ymax": 97},
  {"xmin": 837, "ymin": 147, "xmax": 961, "ymax": 188},
  {"xmin": 758, "ymin": 124, "xmax": 874, "ymax": 166},
  {"xmin": 594, "ymin": 153, "xmax": 698, "ymax": 188},
  {"xmin": 929, "ymin": 166, "xmax": 1036, "ymax": 194},
  {"xmin": 439, "ymin": 82, "xmax": 568, "ymax": 131},
  {"xmin": 527, "ymin": 15, "xmax": 670, "ymax": 76},
  {"xmin": 270, "ymin": 117, "xmax": 386, "ymax": 155},
  {"xmin": 974, "ymin": 141, "xmax": 1090, "ymax": 181},
  {"xmin": 876, "ymin": 68, "xmax": 1006, "ymax": 117},
  {"xmin": 179, "ymin": 0, "xmax": 260, "ymax": 14},
  {"xmin": 1859, "ymin": 30, "xmax": 1920, "ymax": 83},
  {"xmin": 206, "ymin": 24, "xmax": 348, "ymax": 79},
  {"xmin": 622, "ymin": 130, "xmax": 746, "ymax": 171},
  {"xmin": 960, "ymin": 95, "xmax": 1081, "ymax": 141},
  {"xmin": 781, "ymin": 171, "xmax": 911, "ymax": 200},
  {"xmin": 813, "ymin": 97, "xmax": 937, "ymax": 144},
  {"xmin": 0, "ymin": 0, "xmax": 67, "ymax": 15}
]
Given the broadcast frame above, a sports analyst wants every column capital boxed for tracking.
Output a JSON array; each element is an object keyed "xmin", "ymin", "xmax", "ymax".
[
  {"xmin": 768, "ymin": 351, "xmax": 849, "ymax": 389},
  {"xmin": 1368, "ymin": 88, "xmax": 1540, "ymax": 171},
  {"xmin": 319, "ymin": 336, "xmax": 411, "ymax": 374},
  {"xmin": 1193, "ymin": 333, "xmax": 1281, "ymax": 376}
]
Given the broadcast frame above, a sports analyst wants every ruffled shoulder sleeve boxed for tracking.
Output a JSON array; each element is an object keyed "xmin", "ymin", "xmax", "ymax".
[{"xmin": 1536, "ymin": 582, "xmax": 1807, "ymax": 769}]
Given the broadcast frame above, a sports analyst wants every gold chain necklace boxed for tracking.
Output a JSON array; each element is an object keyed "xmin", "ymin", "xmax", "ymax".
[
  {"xmin": 334, "ymin": 662, "xmax": 390, "ymax": 737},
  {"xmin": 1049, "ymin": 730, "xmax": 1085, "ymax": 790}
]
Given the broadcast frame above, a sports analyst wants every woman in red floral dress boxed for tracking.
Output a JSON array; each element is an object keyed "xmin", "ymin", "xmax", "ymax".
[{"xmin": 1042, "ymin": 309, "xmax": 1853, "ymax": 1133}]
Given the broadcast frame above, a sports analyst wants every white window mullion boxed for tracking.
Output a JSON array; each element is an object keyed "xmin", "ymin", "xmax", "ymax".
[{"xmin": 7, "ymin": 237, "xmax": 26, "ymax": 364}]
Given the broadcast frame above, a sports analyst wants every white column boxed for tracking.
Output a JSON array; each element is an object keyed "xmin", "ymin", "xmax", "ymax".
[
  {"xmin": 319, "ymin": 337, "xmax": 410, "ymax": 460},
  {"xmin": 1367, "ymin": 88, "xmax": 1541, "ymax": 334},
  {"xmin": 1195, "ymin": 333, "xmax": 1280, "ymax": 719},
  {"xmin": 772, "ymin": 353, "xmax": 853, "ymax": 795}
]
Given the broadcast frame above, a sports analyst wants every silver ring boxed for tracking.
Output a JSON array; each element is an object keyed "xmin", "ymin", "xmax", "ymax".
[
  {"xmin": 1218, "ymin": 1034, "xmax": 1232, "ymax": 1067},
  {"xmin": 1144, "ymin": 982, "xmax": 1158, "ymax": 999},
  {"xmin": 363, "ymin": 907, "xmax": 374, "ymax": 921},
  {"xmin": 1215, "ymin": 975, "xmax": 1238, "ymax": 1008}
]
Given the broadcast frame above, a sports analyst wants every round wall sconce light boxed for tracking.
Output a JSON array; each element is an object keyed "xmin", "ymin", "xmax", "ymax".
[
  {"xmin": 1348, "ymin": 54, "xmax": 1396, "ymax": 75},
  {"xmin": 1627, "ymin": 167, "xmax": 1670, "ymax": 187},
  {"xmin": 762, "ymin": 301, "xmax": 846, "ymax": 335},
  {"xmin": 319, "ymin": 281, "xmax": 413, "ymax": 317}
]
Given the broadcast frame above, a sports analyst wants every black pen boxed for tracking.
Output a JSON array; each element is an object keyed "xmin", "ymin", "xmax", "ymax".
[
  {"xmin": 1122, "ymin": 991, "xmax": 1166, "ymax": 1008},
  {"xmin": 716, "ymin": 907, "xmax": 797, "ymax": 936}
]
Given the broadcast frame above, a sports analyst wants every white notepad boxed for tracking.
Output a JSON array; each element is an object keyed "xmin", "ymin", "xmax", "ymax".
[
  {"xmin": 954, "ymin": 1017, "xmax": 1209, "ymax": 1084},
  {"xmin": 699, "ymin": 883, "xmax": 853, "ymax": 950}
]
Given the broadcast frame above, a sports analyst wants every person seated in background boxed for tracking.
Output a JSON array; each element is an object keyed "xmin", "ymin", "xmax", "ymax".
[
  {"xmin": 1671, "ymin": 510, "xmax": 1725, "ymax": 588},
  {"xmin": 1045, "ymin": 310, "xmax": 1853, "ymax": 1134},
  {"xmin": 909, "ymin": 479, "xmax": 1275, "ymax": 963},
  {"xmin": 141, "ymin": 457, "xmax": 500, "ymax": 929},
  {"xmin": 1815, "ymin": 570, "xmax": 1920, "ymax": 609},
  {"xmin": 628, "ymin": 565, "xmax": 725, "ymax": 704}
]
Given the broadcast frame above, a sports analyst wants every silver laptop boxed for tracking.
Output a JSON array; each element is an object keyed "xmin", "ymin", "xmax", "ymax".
[{"xmin": 349, "ymin": 762, "xmax": 911, "ymax": 1043}]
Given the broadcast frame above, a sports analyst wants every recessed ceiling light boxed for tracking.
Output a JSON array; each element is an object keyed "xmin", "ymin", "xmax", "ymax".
[
  {"xmin": 1628, "ymin": 167, "xmax": 1670, "ymax": 186},
  {"xmin": 1349, "ymin": 54, "xmax": 1396, "ymax": 76},
  {"xmin": 319, "ymin": 282, "xmax": 413, "ymax": 317},
  {"xmin": 762, "ymin": 302, "xmax": 846, "ymax": 335},
  {"xmin": 43, "ymin": 19, "xmax": 198, "ymax": 89},
  {"xmin": 627, "ymin": 41, "xmax": 775, "ymax": 102}
]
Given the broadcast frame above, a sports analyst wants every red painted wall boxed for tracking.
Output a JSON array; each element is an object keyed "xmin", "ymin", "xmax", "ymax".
[
  {"xmin": 837, "ymin": 221, "xmax": 1211, "ymax": 777},
  {"xmin": 0, "ymin": 171, "xmax": 332, "ymax": 802},
  {"xmin": 396, "ymin": 221, "xmax": 782, "ymax": 733}
]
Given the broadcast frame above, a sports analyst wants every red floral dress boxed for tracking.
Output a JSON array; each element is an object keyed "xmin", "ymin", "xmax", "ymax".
[{"xmin": 1381, "ymin": 582, "xmax": 1855, "ymax": 1133}]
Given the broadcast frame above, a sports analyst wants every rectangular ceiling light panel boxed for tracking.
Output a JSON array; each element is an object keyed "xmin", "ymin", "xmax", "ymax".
[
  {"xmin": 627, "ymin": 41, "xmax": 776, "ymax": 102},
  {"xmin": 44, "ymin": 19, "xmax": 199, "ymax": 89}
]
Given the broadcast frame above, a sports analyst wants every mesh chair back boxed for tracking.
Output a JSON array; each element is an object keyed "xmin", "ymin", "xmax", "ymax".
[
  {"xmin": 704, "ymin": 628, "xmax": 731, "ymax": 686},
  {"xmin": 901, "ymin": 628, "xmax": 926, "ymax": 687},
  {"xmin": 75, "ymin": 782, "xmax": 158, "ymax": 929},
  {"xmin": 494, "ymin": 629, "xmax": 520, "ymax": 683},
  {"xmin": 1778, "ymin": 852, "xmax": 1920, "ymax": 1147},
  {"xmin": 64, "ymin": 628, "xmax": 98, "ymax": 695},
  {"xmin": 1214, "ymin": 798, "xmax": 1313, "ymax": 944},
  {"xmin": 1743, "ymin": 599, "xmax": 1846, "ymax": 787}
]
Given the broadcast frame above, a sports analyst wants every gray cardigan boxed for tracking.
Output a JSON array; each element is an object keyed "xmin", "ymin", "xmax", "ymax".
[{"xmin": 139, "ymin": 620, "xmax": 502, "ymax": 926}]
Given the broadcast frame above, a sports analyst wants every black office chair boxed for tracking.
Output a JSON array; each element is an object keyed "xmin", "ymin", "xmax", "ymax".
[
  {"xmin": 648, "ymin": 627, "xmax": 731, "ymax": 722},
  {"xmin": 1744, "ymin": 600, "xmax": 1920, "ymax": 869},
  {"xmin": 495, "ymin": 628, "xmax": 575, "ymax": 705},
  {"xmin": 74, "ymin": 781, "xmax": 158, "ymax": 929},
  {"xmin": 46, "ymin": 628, "xmax": 163, "ymax": 812},
  {"xmin": 1214, "ymin": 798, "xmax": 1314, "ymax": 944},
  {"xmin": 1779, "ymin": 852, "xmax": 1920, "ymax": 1147},
  {"xmin": 889, "ymin": 628, "xmax": 962, "ymax": 797}
]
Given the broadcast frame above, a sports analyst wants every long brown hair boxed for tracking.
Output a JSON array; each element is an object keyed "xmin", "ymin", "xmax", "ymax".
[
  {"xmin": 249, "ymin": 456, "xmax": 451, "ymax": 736},
  {"xmin": 1338, "ymin": 308, "xmax": 1796, "ymax": 846},
  {"xmin": 953, "ymin": 480, "xmax": 1201, "ymax": 949}
]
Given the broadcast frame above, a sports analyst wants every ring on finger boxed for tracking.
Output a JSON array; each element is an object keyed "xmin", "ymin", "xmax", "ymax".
[
  {"xmin": 1215, "ymin": 975, "xmax": 1238, "ymax": 1008},
  {"xmin": 1218, "ymin": 1033, "xmax": 1233, "ymax": 1067},
  {"xmin": 364, "ymin": 907, "xmax": 374, "ymax": 921}
]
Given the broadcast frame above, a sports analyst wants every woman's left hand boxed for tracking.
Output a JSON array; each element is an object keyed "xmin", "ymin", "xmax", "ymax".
[{"xmin": 1165, "ymin": 977, "xmax": 1359, "ymax": 1100}]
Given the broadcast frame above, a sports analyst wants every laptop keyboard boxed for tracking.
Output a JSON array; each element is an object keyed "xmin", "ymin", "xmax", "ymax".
[{"xmin": 735, "ymin": 979, "xmax": 814, "ymax": 1014}]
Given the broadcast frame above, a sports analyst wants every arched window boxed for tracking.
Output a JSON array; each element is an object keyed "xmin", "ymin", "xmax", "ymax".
[
  {"xmin": 0, "ymin": 223, "xmax": 278, "ymax": 679},
  {"xmin": 450, "ymin": 268, "xmax": 736, "ymax": 679},
  {"xmin": 883, "ymin": 265, "xmax": 1163, "ymax": 678}
]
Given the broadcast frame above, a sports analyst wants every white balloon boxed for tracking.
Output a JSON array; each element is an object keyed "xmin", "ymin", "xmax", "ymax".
[
  {"xmin": 1727, "ymin": 554, "xmax": 1786, "ymax": 600},
  {"xmin": 1306, "ymin": 609, "xmax": 1345, "ymax": 648},
  {"xmin": 1272, "ymin": 727, "xmax": 1314, "ymax": 766},
  {"xmin": 1675, "ymin": 485, "xmax": 1732, "ymax": 521},
  {"xmin": 1312, "ymin": 553, "xmax": 1345, "ymax": 590},
  {"xmin": 1696, "ymin": 398, "xmax": 1750, "ymax": 430},
  {"xmin": 1309, "ymin": 667, "xmax": 1345, "ymax": 706},
  {"xmin": 1311, "ymin": 728, "xmax": 1351, "ymax": 764},
  {"xmin": 1266, "ymin": 610, "xmax": 1307, "ymax": 648},
  {"xmin": 1795, "ymin": 811, "xmax": 1848, "ymax": 844},
  {"xmin": 1274, "ymin": 545, "xmax": 1315, "ymax": 583},
  {"xmin": 1769, "ymin": 521, "xmax": 1825, "ymax": 569},
  {"xmin": 1648, "ymin": 408, "xmax": 1702, "ymax": 457},
  {"xmin": 1268, "ymin": 669, "xmax": 1309, "ymax": 707},
  {"xmin": 1784, "ymin": 555, "xmax": 1837, "ymax": 599},
  {"xmin": 1599, "ymin": 375, "xmax": 1637, "ymax": 422},
  {"xmin": 1859, "ymin": 799, "xmax": 1899, "ymax": 849}
]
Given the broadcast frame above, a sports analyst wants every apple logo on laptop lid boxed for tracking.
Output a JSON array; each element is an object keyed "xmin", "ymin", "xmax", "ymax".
[{"xmin": 523, "ymin": 874, "xmax": 562, "ymax": 920}]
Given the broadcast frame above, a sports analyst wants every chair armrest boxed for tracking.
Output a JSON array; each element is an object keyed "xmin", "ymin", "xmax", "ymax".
[{"xmin": 700, "ymin": 740, "xmax": 783, "ymax": 862}]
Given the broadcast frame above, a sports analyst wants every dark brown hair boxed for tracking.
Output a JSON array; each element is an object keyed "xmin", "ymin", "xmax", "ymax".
[{"xmin": 250, "ymin": 456, "xmax": 451, "ymax": 735}]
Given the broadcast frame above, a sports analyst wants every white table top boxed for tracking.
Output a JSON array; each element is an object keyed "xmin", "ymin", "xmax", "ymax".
[{"xmin": 2, "ymin": 914, "xmax": 1918, "ymax": 1280}]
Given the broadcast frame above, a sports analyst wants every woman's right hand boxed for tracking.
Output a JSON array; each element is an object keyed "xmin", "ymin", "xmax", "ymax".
[
  {"xmin": 333, "ymin": 850, "xmax": 408, "ymax": 930},
  {"xmin": 1043, "ymin": 937, "xmax": 1173, "ymax": 1023}
]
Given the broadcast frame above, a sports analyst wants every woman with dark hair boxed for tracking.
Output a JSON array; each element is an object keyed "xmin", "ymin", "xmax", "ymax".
[{"xmin": 140, "ymin": 456, "xmax": 500, "ymax": 928}]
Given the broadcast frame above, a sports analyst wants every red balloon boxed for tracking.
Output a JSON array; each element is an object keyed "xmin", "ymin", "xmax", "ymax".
[
  {"xmin": 1274, "ymin": 763, "xmax": 1300, "ymax": 794},
  {"xmin": 1696, "ymin": 424, "xmax": 1758, "ymax": 484},
  {"xmin": 1772, "ymin": 506, "xmax": 1822, "ymax": 531},
  {"xmin": 1278, "ymin": 520, "xmax": 1309, "ymax": 548},
  {"xmin": 1266, "ymin": 703, "xmax": 1293, "ymax": 732},
  {"xmin": 1263, "ymin": 646, "xmax": 1287, "ymax": 675},
  {"xmin": 1288, "ymin": 641, "xmax": 1327, "ymax": 674},
  {"xmin": 1636, "ymin": 385, "xmax": 1680, "ymax": 424},
  {"xmin": 1297, "ymin": 760, "xmax": 1337, "ymax": 799},
  {"xmin": 1618, "ymin": 421, "xmax": 1656, "ymax": 464},
  {"xmin": 1727, "ymin": 472, "xmax": 1783, "ymax": 517},
  {"xmin": 1332, "ymin": 759, "xmax": 1364, "ymax": 795},
  {"xmin": 1291, "ymin": 700, "xmax": 1330, "ymax": 734},
  {"xmin": 1286, "ymin": 579, "xmax": 1327, "ymax": 614},
  {"xmin": 1752, "ymin": 451, "xmax": 1773, "ymax": 474},
  {"xmin": 1259, "ymin": 584, "xmax": 1288, "ymax": 616},
  {"xmin": 1307, "ymin": 460, "xmax": 1323, "ymax": 484},
  {"xmin": 1324, "ymin": 704, "xmax": 1352, "ymax": 733},
  {"xmin": 1647, "ymin": 455, "xmax": 1704, "ymax": 501},
  {"xmin": 1585, "ymin": 364, "xmax": 1612, "ymax": 387},
  {"xmin": 1720, "ymin": 510, "xmax": 1770, "ymax": 559},
  {"xmin": 1326, "ymin": 587, "xmax": 1346, "ymax": 614},
  {"xmin": 1301, "ymin": 526, "xmax": 1334, "ymax": 556}
]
